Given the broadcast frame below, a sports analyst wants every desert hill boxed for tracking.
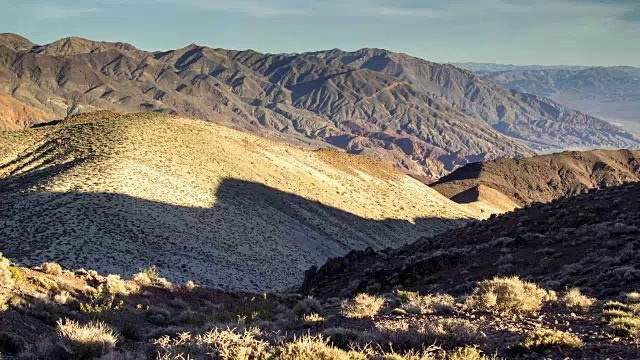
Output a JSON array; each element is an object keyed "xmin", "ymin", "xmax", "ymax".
[
  {"xmin": 0, "ymin": 111, "xmax": 480, "ymax": 291},
  {"xmin": 1, "ymin": 34, "xmax": 639, "ymax": 177},
  {"xmin": 431, "ymin": 149, "xmax": 640, "ymax": 213},
  {"xmin": 303, "ymin": 181, "xmax": 640, "ymax": 299}
]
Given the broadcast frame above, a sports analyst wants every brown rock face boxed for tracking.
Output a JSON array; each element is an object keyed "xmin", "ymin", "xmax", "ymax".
[
  {"xmin": 432, "ymin": 149, "xmax": 640, "ymax": 208},
  {"xmin": 0, "ymin": 93, "xmax": 50, "ymax": 131}
]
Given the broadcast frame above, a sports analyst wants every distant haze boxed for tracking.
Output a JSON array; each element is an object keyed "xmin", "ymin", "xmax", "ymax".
[{"xmin": 1, "ymin": 0, "xmax": 640, "ymax": 66}]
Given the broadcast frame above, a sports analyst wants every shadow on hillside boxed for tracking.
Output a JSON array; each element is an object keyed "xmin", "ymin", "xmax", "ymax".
[{"xmin": 0, "ymin": 176, "xmax": 469, "ymax": 291}]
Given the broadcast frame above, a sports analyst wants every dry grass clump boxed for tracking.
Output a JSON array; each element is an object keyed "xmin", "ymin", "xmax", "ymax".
[
  {"xmin": 517, "ymin": 327, "xmax": 583, "ymax": 352},
  {"xmin": 396, "ymin": 290, "xmax": 455, "ymax": 315},
  {"xmin": 446, "ymin": 346, "xmax": 497, "ymax": 360},
  {"xmin": 155, "ymin": 327, "xmax": 270, "ymax": 360},
  {"xmin": 41, "ymin": 262, "xmax": 63, "ymax": 276},
  {"xmin": 560, "ymin": 288, "xmax": 595, "ymax": 313},
  {"xmin": 341, "ymin": 293, "xmax": 385, "ymax": 319},
  {"xmin": 376, "ymin": 318, "xmax": 485, "ymax": 350},
  {"xmin": 608, "ymin": 316, "xmax": 640, "ymax": 338},
  {"xmin": 277, "ymin": 334, "xmax": 368, "ymax": 360},
  {"xmin": 302, "ymin": 313, "xmax": 326, "ymax": 327},
  {"xmin": 54, "ymin": 290, "xmax": 71, "ymax": 305},
  {"xmin": 465, "ymin": 276, "xmax": 548, "ymax": 316},
  {"xmin": 57, "ymin": 318, "xmax": 118, "ymax": 358},
  {"xmin": 423, "ymin": 319, "xmax": 485, "ymax": 347}
]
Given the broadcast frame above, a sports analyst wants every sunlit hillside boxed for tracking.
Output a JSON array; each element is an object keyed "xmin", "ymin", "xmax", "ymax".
[{"xmin": 0, "ymin": 112, "xmax": 480, "ymax": 291}]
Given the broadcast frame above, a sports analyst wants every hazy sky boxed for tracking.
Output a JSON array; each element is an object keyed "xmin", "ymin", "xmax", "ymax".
[{"xmin": 2, "ymin": 0, "xmax": 639, "ymax": 66}]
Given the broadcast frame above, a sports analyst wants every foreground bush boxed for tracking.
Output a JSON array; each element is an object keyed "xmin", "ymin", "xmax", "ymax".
[
  {"xmin": 341, "ymin": 293, "xmax": 385, "ymax": 319},
  {"xmin": 560, "ymin": 288, "xmax": 595, "ymax": 313},
  {"xmin": 517, "ymin": 327, "xmax": 583, "ymax": 352},
  {"xmin": 57, "ymin": 318, "xmax": 117, "ymax": 358},
  {"xmin": 466, "ymin": 276, "xmax": 548, "ymax": 316}
]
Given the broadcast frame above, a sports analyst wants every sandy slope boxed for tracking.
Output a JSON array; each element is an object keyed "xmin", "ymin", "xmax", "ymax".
[{"xmin": 0, "ymin": 112, "xmax": 480, "ymax": 291}]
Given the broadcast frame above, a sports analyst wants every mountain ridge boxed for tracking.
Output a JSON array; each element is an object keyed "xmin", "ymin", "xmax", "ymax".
[{"xmin": 1, "ymin": 34, "xmax": 638, "ymax": 177}]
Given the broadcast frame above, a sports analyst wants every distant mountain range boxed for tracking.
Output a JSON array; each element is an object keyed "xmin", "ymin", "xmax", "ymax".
[
  {"xmin": 456, "ymin": 63, "xmax": 640, "ymax": 136},
  {"xmin": 1, "ymin": 33, "xmax": 639, "ymax": 176}
]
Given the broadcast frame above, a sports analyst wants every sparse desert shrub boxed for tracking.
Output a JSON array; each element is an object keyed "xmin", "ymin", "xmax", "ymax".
[
  {"xmin": 341, "ymin": 293, "xmax": 385, "ymax": 319},
  {"xmin": 302, "ymin": 313, "xmax": 326, "ymax": 327},
  {"xmin": 54, "ymin": 291, "xmax": 71, "ymax": 305},
  {"xmin": 608, "ymin": 316, "xmax": 640, "ymax": 338},
  {"xmin": 322, "ymin": 327, "xmax": 366, "ymax": 348},
  {"xmin": 396, "ymin": 290, "xmax": 456, "ymax": 315},
  {"xmin": 41, "ymin": 262, "xmax": 62, "ymax": 276},
  {"xmin": 132, "ymin": 266, "xmax": 171, "ymax": 288},
  {"xmin": 446, "ymin": 346, "xmax": 497, "ymax": 360},
  {"xmin": 57, "ymin": 318, "xmax": 117, "ymax": 358},
  {"xmin": 517, "ymin": 327, "xmax": 583, "ymax": 352},
  {"xmin": 277, "ymin": 334, "xmax": 367, "ymax": 360},
  {"xmin": 0, "ymin": 253, "xmax": 15, "ymax": 288},
  {"xmin": 155, "ymin": 326, "xmax": 270, "ymax": 359},
  {"xmin": 105, "ymin": 274, "xmax": 128, "ymax": 296},
  {"xmin": 423, "ymin": 318, "xmax": 485, "ymax": 347},
  {"xmin": 31, "ymin": 277, "xmax": 59, "ymax": 292},
  {"xmin": 292, "ymin": 297, "xmax": 323, "ymax": 318},
  {"xmin": 87, "ymin": 270, "xmax": 99, "ymax": 278},
  {"xmin": 603, "ymin": 309, "xmax": 633, "ymax": 321},
  {"xmin": 560, "ymin": 288, "xmax": 595, "ymax": 313},
  {"xmin": 131, "ymin": 271, "xmax": 151, "ymax": 286},
  {"xmin": 185, "ymin": 280, "xmax": 198, "ymax": 290},
  {"xmin": 603, "ymin": 301, "xmax": 633, "ymax": 312},
  {"xmin": 624, "ymin": 292, "xmax": 640, "ymax": 304},
  {"xmin": 8, "ymin": 267, "xmax": 21, "ymax": 285},
  {"xmin": 466, "ymin": 276, "xmax": 548, "ymax": 316}
]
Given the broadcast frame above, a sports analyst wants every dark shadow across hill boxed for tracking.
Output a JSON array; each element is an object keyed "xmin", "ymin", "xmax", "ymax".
[{"xmin": 0, "ymin": 177, "xmax": 469, "ymax": 292}]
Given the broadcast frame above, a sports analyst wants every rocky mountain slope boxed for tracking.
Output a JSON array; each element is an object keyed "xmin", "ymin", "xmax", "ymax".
[
  {"xmin": 460, "ymin": 64, "xmax": 640, "ymax": 136},
  {"xmin": 302, "ymin": 182, "xmax": 640, "ymax": 299},
  {"xmin": 0, "ymin": 93, "xmax": 50, "ymax": 131},
  {"xmin": 431, "ymin": 149, "xmax": 640, "ymax": 212},
  {"xmin": 1, "ymin": 34, "xmax": 638, "ymax": 177},
  {"xmin": 313, "ymin": 49, "xmax": 639, "ymax": 150},
  {"xmin": 0, "ymin": 111, "xmax": 480, "ymax": 292}
]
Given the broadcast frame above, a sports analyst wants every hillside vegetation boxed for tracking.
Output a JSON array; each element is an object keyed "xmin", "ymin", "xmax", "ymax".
[{"xmin": 0, "ymin": 111, "xmax": 478, "ymax": 291}]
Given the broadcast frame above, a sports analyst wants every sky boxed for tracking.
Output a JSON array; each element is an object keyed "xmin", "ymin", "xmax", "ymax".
[{"xmin": 1, "ymin": 0, "xmax": 639, "ymax": 66}]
